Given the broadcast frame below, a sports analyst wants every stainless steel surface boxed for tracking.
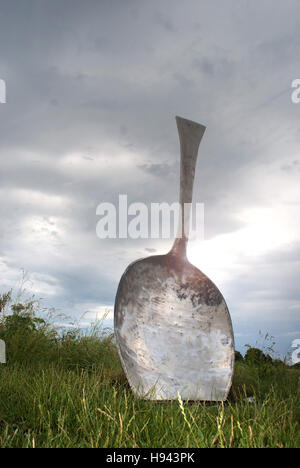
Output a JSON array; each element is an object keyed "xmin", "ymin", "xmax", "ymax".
[{"xmin": 114, "ymin": 116, "xmax": 234, "ymax": 401}]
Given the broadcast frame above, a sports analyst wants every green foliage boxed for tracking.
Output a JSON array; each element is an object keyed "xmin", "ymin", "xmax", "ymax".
[
  {"xmin": 244, "ymin": 347, "xmax": 272, "ymax": 365},
  {"xmin": 0, "ymin": 296, "xmax": 57, "ymax": 365},
  {"xmin": 235, "ymin": 350, "xmax": 244, "ymax": 362},
  {"xmin": 0, "ymin": 361, "xmax": 298, "ymax": 448},
  {"xmin": 0, "ymin": 292, "xmax": 124, "ymax": 378}
]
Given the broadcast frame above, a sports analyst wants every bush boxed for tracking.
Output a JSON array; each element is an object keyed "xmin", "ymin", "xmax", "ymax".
[
  {"xmin": 244, "ymin": 347, "xmax": 272, "ymax": 365},
  {"xmin": 235, "ymin": 350, "xmax": 244, "ymax": 362},
  {"xmin": 0, "ymin": 296, "xmax": 57, "ymax": 365},
  {"xmin": 0, "ymin": 292, "xmax": 125, "ymax": 384}
]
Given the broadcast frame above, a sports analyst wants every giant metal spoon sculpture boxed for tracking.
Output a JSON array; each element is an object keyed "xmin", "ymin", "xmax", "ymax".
[{"xmin": 114, "ymin": 116, "xmax": 234, "ymax": 401}]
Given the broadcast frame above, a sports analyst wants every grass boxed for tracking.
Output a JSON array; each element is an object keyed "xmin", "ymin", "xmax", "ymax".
[{"xmin": 0, "ymin": 293, "xmax": 299, "ymax": 448}]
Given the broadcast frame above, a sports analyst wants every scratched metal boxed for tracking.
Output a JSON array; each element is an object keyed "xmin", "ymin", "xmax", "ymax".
[{"xmin": 114, "ymin": 116, "xmax": 235, "ymax": 401}]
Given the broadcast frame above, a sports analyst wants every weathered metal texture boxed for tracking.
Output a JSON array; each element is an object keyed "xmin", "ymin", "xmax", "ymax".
[{"xmin": 114, "ymin": 116, "xmax": 234, "ymax": 401}]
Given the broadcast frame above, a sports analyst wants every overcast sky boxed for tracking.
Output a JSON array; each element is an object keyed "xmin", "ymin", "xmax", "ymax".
[{"xmin": 0, "ymin": 0, "xmax": 300, "ymax": 356}]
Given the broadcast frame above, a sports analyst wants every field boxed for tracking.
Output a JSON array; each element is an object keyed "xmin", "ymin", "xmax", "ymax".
[{"xmin": 0, "ymin": 293, "xmax": 299, "ymax": 448}]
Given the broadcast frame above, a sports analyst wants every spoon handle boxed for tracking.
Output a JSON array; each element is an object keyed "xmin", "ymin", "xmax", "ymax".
[{"xmin": 170, "ymin": 116, "xmax": 206, "ymax": 259}]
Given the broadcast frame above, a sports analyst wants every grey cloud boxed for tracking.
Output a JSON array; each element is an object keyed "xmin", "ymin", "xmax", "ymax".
[
  {"xmin": 192, "ymin": 57, "xmax": 235, "ymax": 79},
  {"xmin": 137, "ymin": 162, "xmax": 178, "ymax": 179},
  {"xmin": 0, "ymin": 0, "xmax": 300, "ymax": 355},
  {"xmin": 153, "ymin": 11, "xmax": 178, "ymax": 33},
  {"xmin": 281, "ymin": 160, "xmax": 300, "ymax": 172}
]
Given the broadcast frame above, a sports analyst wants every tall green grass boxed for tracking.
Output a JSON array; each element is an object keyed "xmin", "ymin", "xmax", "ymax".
[{"xmin": 0, "ymin": 292, "xmax": 299, "ymax": 448}]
